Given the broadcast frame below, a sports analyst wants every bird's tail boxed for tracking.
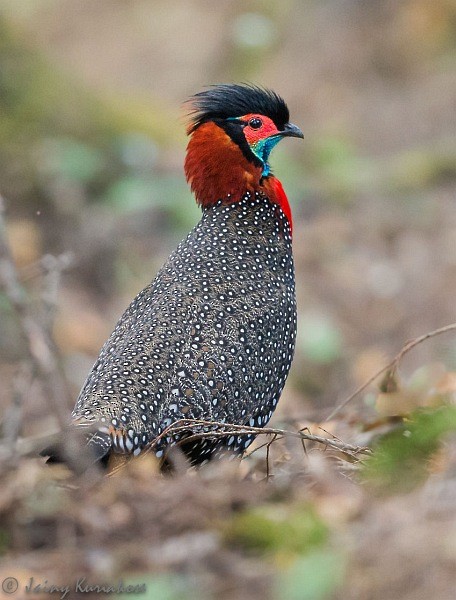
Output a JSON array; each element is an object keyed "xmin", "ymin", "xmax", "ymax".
[{"xmin": 40, "ymin": 424, "xmax": 112, "ymax": 471}]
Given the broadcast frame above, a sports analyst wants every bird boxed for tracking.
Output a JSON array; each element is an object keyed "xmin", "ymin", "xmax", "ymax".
[{"xmin": 47, "ymin": 84, "xmax": 303, "ymax": 468}]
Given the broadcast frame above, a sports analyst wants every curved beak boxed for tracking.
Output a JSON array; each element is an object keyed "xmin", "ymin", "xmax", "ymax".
[{"xmin": 280, "ymin": 122, "xmax": 304, "ymax": 139}]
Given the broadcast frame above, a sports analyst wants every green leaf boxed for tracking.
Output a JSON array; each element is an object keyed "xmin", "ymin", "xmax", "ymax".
[
  {"xmin": 279, "ymin": 550, "xmax": 347, "ymax": 600},
  {"xmin": 362, "ymin": 406, "xmax": 456, "ymax": 492},
  {"xmin": 42, "ymin": 138, "xmax": 106, "ymax": 183},
  {"xmin": 225, "ymin": 505, "xmax": 328, "ymax": 555},
  {"xmin": 119, "ymin": 575, "xmax": 196, "ymax": 600},
  {"xmin": 0, "ymin": 529, "xmax": 10, "ymax": 555},
  {"xmin": 298, "ymin": 314, "xmax": 342, "ymax": 364}
]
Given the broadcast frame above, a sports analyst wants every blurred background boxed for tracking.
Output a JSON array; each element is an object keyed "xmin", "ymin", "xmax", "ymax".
[
  {"xmin": 1, "ymin": 1, "xmax": 456, "ymax": 599},
  {"xmin": 1, "ymin": 0, "xmax": 456, "ymax": 436}
]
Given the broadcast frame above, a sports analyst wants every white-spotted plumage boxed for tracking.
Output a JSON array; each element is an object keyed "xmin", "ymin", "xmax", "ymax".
[{"xmin": 73, "ymin": 191, "xmax": 296, "ymax": 464}]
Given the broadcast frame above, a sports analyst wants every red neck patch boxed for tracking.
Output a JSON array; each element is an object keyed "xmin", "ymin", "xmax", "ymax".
[{"xmin": 262, "ymin": 176, "xmax": 293, "ymax": 235}]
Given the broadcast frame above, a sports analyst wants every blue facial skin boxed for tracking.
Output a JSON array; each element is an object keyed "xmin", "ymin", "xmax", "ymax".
[
  {"xmin": 250, "ymin": 135, "xmax": 283, "ymax": 176},
  {"xmin": 225, "ymin": 117, "xmax": 283, "ymax": 177}
]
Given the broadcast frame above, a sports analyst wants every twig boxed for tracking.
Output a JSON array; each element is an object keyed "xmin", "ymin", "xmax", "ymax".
[
  {"xmin": 389, "ymin": 323, "xmax": 456, "ymax": 375},
  {"xmin": 0, "ymin": 195, "xmax": 73, "ymax": 432},
  {"xmin": 40, "ymin": 253, "xmax": 74, "ymax": 331},
  {"xmin": 144, "ymin": 418, "xmax": 371, "ymax": 459},
  {"xmin": 326, "ymin": 322, "xmax": 456, "ymax": 421},
  {"xmin": 1, "ymin": 362, "xmax": 33, "ymax": 451},
  {"xmin": 265, "ymin": 433, "xmax": 277, "ymax": 480},
  {"xmin": 103, "ymin": 417, "xmax": 368, "ymax": 477},
  {"xmin": 298, "ymin": 426, "xmax": 309, "ymax": 459}
]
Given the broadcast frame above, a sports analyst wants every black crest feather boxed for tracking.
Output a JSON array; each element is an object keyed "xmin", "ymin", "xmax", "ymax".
[{"xmin": 186, "ymin": 83, "xmax": 290, "ymax": 133}]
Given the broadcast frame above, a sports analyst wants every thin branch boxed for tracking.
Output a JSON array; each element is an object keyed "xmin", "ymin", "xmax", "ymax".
[
  {"xmin": 265, "ymin": 433, "xmax": 277, "ymax": 480},
  {"xmin": 326, "ymin": 322, "xmax": 456, "ymax": 421},
  {"xmin": 389, "ymin": 323, "xmax": 456, "ymax": 375},
  {"xmin": 40, "ymin": 252, "xmax": 74, "ymax": 332},
  {"xmin": 143, "ymin": 418, "xmax": 371, "ymax": 459},
  {"xmin": 1, "ymin": 362, "xmax": 33, "ymax": 452},
  {"xmin": 0, "ymin": 195, "xmax": 72, "ymax": 431}
]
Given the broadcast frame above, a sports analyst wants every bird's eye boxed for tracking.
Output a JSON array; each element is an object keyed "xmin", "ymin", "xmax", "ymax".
[{"xmin": 248, "ymin": 117, "xmax": 263, "ymax": 129}]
